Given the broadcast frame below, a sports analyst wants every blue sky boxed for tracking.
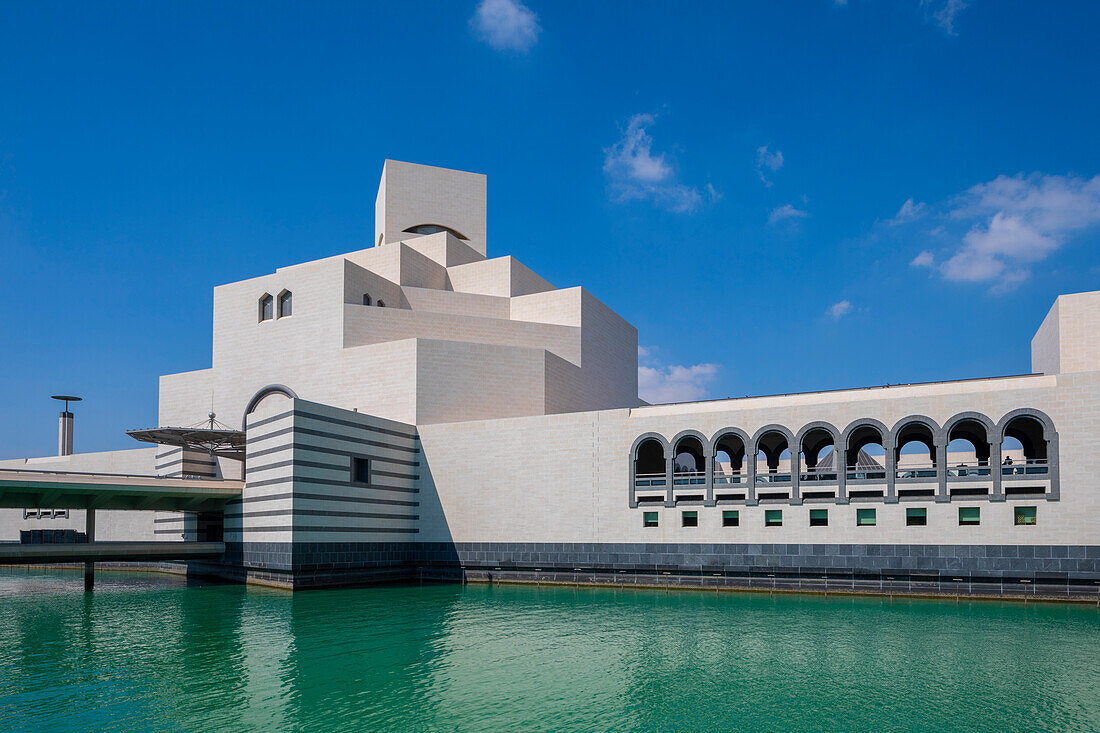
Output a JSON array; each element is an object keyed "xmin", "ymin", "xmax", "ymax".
[{"xmin": 2, "ymin": 0, "xmax": 1099, "ymax": 457}]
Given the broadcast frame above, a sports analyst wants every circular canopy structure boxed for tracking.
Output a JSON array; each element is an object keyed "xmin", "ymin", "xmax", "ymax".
[{"xmin": 127, "ymin": 413, "xmax": 245, "ymax": 458}]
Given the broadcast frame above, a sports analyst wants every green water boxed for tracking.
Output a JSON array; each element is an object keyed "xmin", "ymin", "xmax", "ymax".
[{"xmin": 1, "ymin": 570, "xmax": 1098, "ymax": 732}]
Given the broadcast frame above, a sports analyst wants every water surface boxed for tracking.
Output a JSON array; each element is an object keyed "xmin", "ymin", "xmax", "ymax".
[{"xmin": 1, "ymin": 568, "xmax": 1097, "ymax": 732}]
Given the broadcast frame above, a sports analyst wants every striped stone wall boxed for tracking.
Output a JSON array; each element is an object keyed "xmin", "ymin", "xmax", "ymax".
[
  {"xmin": 226, "ymin": 399, "xmax": 421, "ymax": 583},
  {"xmin": 153, "ymin": 446, "xmax": 223, "ymax": 540}
]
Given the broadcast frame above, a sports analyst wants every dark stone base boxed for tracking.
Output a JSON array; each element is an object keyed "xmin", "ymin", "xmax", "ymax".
[{"xmin": 64, "ymin": 542, "xmax": 1100, "ymax": 599}]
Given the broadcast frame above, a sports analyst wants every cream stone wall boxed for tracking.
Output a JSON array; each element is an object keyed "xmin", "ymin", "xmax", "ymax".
[
  {"xmin": 446, "ymin": 256, "xmax": 553, "ymax": 298},
  {"xmin": 1032, "ymin": 291, "xmax": 1100, "ymax": 375},
  {"xmin": 416, "ymin": 371, "xmax": 1099, "ymax": 547},
  {"xmin": 375, "ymin": 160, "xmax": 487, "ymax": 256}
]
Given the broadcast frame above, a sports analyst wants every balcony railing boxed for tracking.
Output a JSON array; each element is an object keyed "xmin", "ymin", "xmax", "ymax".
[
  {"xmin": 634, "ymin": 473, "xmax": 667, "ymax": 487},
  {"xmin": 947, "ymin": 463, "xmax": 992, "ymax": 478},
  {"xmin": 800, "ymin": 467, "xmax": 838, "ymax": 482},
  {"xmin": 673, "ymin": 471, "xmax": 706, "ymax": 486},
  {"xmin": 896, "ymin": 463, "xmax": 937, "ymax": 480},
  {"xmin": 756, "ymin": 471, "xmax": 792, "ymax": 484},
  {"xmin": 845, "ymin": 467, "xmax": 887, "ymax": 481},
  {"xmin": 713, "ymin": 473, "xmax": 745, "ymax": 486},
  {"xmin": 1001, "ymin": 460, "xmax": 1049, "ymax": 477}
]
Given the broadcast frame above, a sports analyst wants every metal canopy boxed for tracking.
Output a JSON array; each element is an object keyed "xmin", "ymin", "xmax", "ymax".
[{"xmin": 126, "ymin": 412, "xmax": 245, "ymax": 457}]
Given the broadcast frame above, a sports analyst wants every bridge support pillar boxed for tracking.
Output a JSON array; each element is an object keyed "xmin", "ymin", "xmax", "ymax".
[{"xmin": 84, "ymin": 508, "xmax": 95, "ymax": 591}]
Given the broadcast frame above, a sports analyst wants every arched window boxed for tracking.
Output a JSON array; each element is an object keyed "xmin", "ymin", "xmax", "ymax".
[
  {"xmin": 362, "ymin": 293, "xmax": 372, "ymax": 306},
  {"xmin": 377, "ymin": 300, "xmax": 385, "ymax": 308},
  {"xmin": 277, "ymin": 290, "xmax": 292, "ymax": 318},
  {"xmin": 258, "ymin": 293, "xmax": 273, "ymax": 322},
  {"xmin": 402, "ymin": 224, "xmax": 469, "ymax": 240}
]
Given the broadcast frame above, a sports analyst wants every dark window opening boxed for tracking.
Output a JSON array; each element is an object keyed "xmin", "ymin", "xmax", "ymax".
[
  {"xmin": 278, "ymin": 290, "xmax": 292, "ymax": 318},
  {"xmin": 643, "ymin": 511, "xmax": 659, "ymax": 528},
  {"xmin": 849, "ymin": 490, "xmax": 884, "ymax": 498},
  {"xmin": 809, "ymin": 509, "xmax": 828, "ymax": 527},
  {"xmin": 363, "ymin": 293, "xmax": 372, "ymax": 306},
  {"xmin": 682, "ymin": 511, "xmax": 698, "ymax": 527},
  {"xmin": 950, "ymin": 487, "xmax": 988, "ymax": 497},
  {"xmin": 716, "ymin": 492, "xmax": 746, "ymax": 501},
  {"xmin": 764, "ymin": 509, "xmax": 783, "ymax": 527},
  {"xmin": 856, "ymin": 508, "xmax": 877, "ymax": 526},
  {"xmin": 906, "ymin": 507, "xmax": 927, "ymax": 526},
  {"xmin": 1005, "ymin": 486, "xmax": 1046, "ymax": 496},
  {"xmin": 758, "ymin": 492, "xmax": 789, "ymax": 501},
  {"xmin": 352, "ymin": 457, "xmax": 371, "ymax": 484},
  {"xmin": 898, "ymin": 488, "xmax": 935, "ymax": 498},
  {"xmin": 802, "ymin": 491, "xmax": 835, "ymax": 499},
  {"xmin": 377, "ymin": 300, "xmax": 385, "ymax": 308},
  {"xmin": 722, "ymin": 510, "xmax": 739, "ymax": 527}
]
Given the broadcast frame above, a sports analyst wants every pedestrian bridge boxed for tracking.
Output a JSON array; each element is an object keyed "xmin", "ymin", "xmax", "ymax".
[
  {"xmin": 0, "ymin": 468, "xmax": 242, "ymax": 588},
  {"xmin": 0, "ymin": 468, "xmax": 243, "ymax": 512}
]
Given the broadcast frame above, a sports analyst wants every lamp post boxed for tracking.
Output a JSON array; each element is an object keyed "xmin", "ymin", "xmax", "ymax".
[{"xmin": 50, "ymin": 395, "xmax": 82, "ymax": 457}]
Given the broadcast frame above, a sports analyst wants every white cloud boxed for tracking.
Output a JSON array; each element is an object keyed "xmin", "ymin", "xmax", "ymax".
[
  {"xmin": 923, "ymin": 0, "xmax": 969, "ymax": 35},
  {"xmin": 826, "ymin": 300, "xmax": 853, "ymax": 320},
  {"xmin": 470, "ymin": 0, "xmax": 540, "ymax": 53},
  {"xmin": 910, "ymin": 250, "xmax": 935, "ymax": 268},
  {"xmin": 768, "ymin": 203, "xmax": 809, "ymax": 225},
  {"xmin": 639, "ymin": 363, "xmax": 719, "ymax": 404},
  {"xmin": 603, "ymin": 114, "xmax": 714, "ymax": 214},
  {"xmin": 896, "ymin": 173, "xmax": 1100, "ymax": 290},
  {"xmin": 755, "ymin": 145, "xmax": 784, "ymax": 187},
  {"xmin": 890, "ymin": 197, "xmax": 927, "ymax": 225}
]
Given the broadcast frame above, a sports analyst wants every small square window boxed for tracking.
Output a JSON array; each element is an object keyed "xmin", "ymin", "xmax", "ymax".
[
  {"xmin": 643, "ymin": 511, "xmax": 659, "ymax": 528},
  {"xmin": 809, "ymin": 509, "xmax": 828, "ymax": 527},
  {"xmin": 906, "ymin": 507, "xmax": 927, "ymax": 526},
  {"xmin": 856, "ymin": 508, "xmax": 876, "ymax": 526},
  {"xmin": 764, "ymin": 509, "xmax": 783, "ymax": 527},
  {"xmin": 1014, "ymin": 506, "xmax": 1037, "ymax": 526},
  {"xmin": 682, "ymin": 511, "xmax": 698, "ymax": 527},
  {"xmin": 352, "ymin": 457, "xmax": 370, "ymax": 484},
  {"xmin": 722, "ymin": 510, "xmax": 739, "ymax": 527},
  {"xmin": 958, "ymin": 506, "xmax": 980, "ymax": 526}
]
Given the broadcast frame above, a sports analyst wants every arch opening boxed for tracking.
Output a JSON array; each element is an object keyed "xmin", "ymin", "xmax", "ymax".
[
  {"xmin": 755, "ymin": 431, "xmax": 791, "ymax": 494},
  {"xmin": 633, "ymin": 439, "xmax": 666, "ymax": 496},
  {"xmin": 799, "ymin": 427, "xmax": 836, "ymax": 482},
  {"xmin": 673, "ymin": 435, "xmax": 706, "ymax": 488},
  {"xmin": 845, "ymin": 425, "xmax": 887, "ymax": 481},
  {"xmin": 947, "ymin": 419, "xmax": 991, "ymax": 478},
  {"xmin": 896, "ymin": 422, "xmax": 937, "ymax": 481},
  {"xmin": 1001, "ymin": 414, "xmax": 1050, "ymax": 478}
]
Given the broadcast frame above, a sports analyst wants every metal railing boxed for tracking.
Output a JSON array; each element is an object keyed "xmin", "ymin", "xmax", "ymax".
[
  {"xmin": 896, "ymin": 464, "xmax": 936, "ymax": 479},
  {"xmin": 634, "ymin": 473, "xmax": 667, "ymax": 487},
  {"xmin": 845, "ymin": 467, "xmax": 887, "ymax": 481},
  {"xmin": 1000, "ymin": 460, "xmax": 1049, "ymax": 477},
  {"xmin": 756, "ymin": 472, "xmax": 792, "ymax": 484},
  {"xmin": 673, "ymin": 471, "xmax": 706, "ymax": 486},
  {"xmin": 947, "ymin": 463, "xmax": 992, "ymax": 478},
  {"xmin": 800, "ymin": 467, "xmax": 838, "ymax": 482},
  {"xmin": 713, "ymin": 473, "xmax": 745, "ymax": 486}
]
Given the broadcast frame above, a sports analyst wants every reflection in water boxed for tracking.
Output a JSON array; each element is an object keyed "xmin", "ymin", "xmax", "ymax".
[{"xmin": 0, "ymin": 568, "xmax": 1098, "ymax": 732}]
